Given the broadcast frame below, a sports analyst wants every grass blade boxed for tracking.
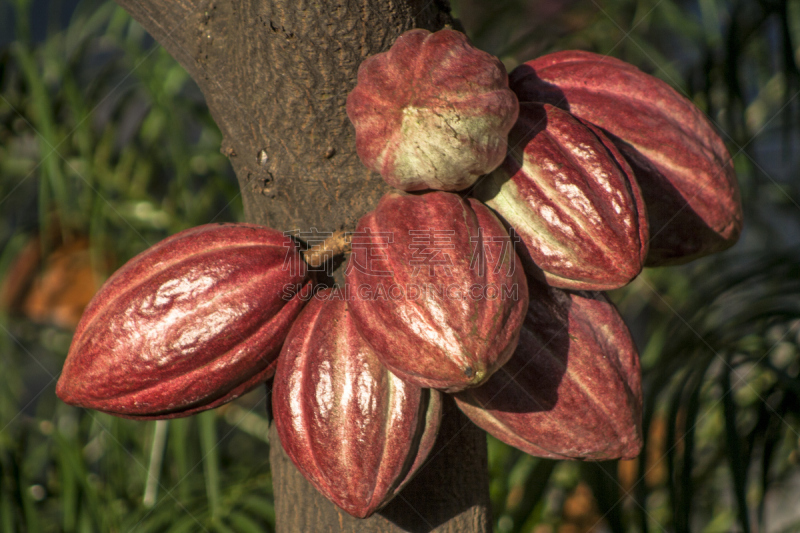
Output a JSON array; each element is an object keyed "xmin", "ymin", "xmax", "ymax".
[
  {"xmin": 198, "ymin": 411, "xmax": 220, "ymax": 522},
  {"xmin": 143, "ymin": 420, "xmax": 169, "ymax": 508},
  {"xmin": 721, "ymin": 361, "xmax": 752, "ymax": 533}
]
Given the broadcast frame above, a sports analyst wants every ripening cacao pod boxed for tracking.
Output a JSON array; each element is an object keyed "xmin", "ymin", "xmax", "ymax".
[
  {"xmin": 474, "ymin": 103, "xmax": 648, "ymax": 290},
  {"xmin": 56, "ymin": 223, "xmax": 307, "ymax": 419},
  {"xmin": 273, "ymin": 294, "xmax": 442, "ymax": 518},
  {"xmin": 346, "ymin": 28, "xmax": 519, "ymax": 192},
  {"xmin": 455, "ymin": 280, "xmax": 642, "ymax": 460},
  {"xmin": 345, "ymin": 190, "xmax": 528, "ymax": 392},
  {"xmin": 510, "ymin": 50, "xmax": 742, "ymax": 265}
]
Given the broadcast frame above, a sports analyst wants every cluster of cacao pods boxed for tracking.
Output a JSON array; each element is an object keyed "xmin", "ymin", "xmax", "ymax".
[{"xmin": 57, "ymin": 28, "xmax": 742, "ymax": 518}]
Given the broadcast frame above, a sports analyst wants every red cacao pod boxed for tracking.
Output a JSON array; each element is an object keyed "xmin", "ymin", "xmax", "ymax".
[
  {"xmin": 56, "ymin": 223, "xmax": 307, "ymax": 419},
  {"xmin": 346, "ymin": 28, "xmax": 519, "ymax": 192},
  {"xmin": 474, "ymin": 103, "xmax": 648, "ymax": 290},
  {"xmin": 273, "ymin": 294, "xmax": 442, "ymax": 518},
  {"xmin": 510, "ymin": 50, "xmax": 742, "ymax": 265},
  {"xmin": 455, "ymin": 280, "xmax": 642, "ymax": 460},
  {"xmin": 345, "ymin": 190, "xmax": 528, "ymax": 392}
]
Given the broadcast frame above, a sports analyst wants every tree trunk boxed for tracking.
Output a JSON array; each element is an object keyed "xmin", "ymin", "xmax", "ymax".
[{"xmin": 112, "ymin": 0, "xmax": 492, "ymax": 530}]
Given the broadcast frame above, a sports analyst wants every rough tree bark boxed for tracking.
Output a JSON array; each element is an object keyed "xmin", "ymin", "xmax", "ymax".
[{"xmin": 112, "ymin": 0, "xmax": 492, "ymax": 531}]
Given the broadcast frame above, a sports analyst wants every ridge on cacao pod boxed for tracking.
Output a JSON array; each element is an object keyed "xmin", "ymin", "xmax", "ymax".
[
  {"xmin": 345, "ymin": 190, "xmax": 528, "ymax": 393},
  {"xmin": 273, "ymin": 293, "xmax": 442, "ymax": 518},
  {"xmin": 347, "ymin": 28, "xmax": 519, "ymax": 192},
  {"xmin": 455, "ymin": 280, "xmax": 642, "ymax": 460},
  {"xmin": 510, "ymin": 50, "xmax": 742, "ymax": 266},
  {"xmin": 56, "ymin": 223, "xmax": 308, "ymax": 419},
  {"xmin": 474, "ymin": 102, "xmax": 648, "ymax": 291}
]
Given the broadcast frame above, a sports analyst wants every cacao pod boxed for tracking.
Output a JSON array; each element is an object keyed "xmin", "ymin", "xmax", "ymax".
[
  {"xmin": 510, "ymin": 50, "xmax": 742, "ymax": 265},
  {"xmin": 345, "ymin": 190, "xmax": 528, "ymax": 392},
  {"xmin": 474, "ymin": 102, "xmax": 648, "ymax": 290},
  {"xmin": 346, "ymin": 28, "xmax": 519, "ymax": 192},
  {"xmin": 273, "ymin": 293, "xmax": 442, "ymax": 518},
  {"xmin": 455, "ymin": 280, "xmax": 642, "ymax": 460},
  {"xmin": 56, "ymin": 223, "xmax": 307, "ymax": 419}
]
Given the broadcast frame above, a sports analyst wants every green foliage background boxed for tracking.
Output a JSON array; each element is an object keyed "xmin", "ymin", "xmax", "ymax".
[{"xmin": 1, "ymin": 0, "xmax": 799, "ymax": 531}]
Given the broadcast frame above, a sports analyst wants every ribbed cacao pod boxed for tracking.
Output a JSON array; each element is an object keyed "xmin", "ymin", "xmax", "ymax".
[
  {"xmin": 273, "ymin": 294, "xmax": 442, "ymax": 518},
  {"xmin": 345, "ymin": 190, "xmax": 528, "ymax": 392},
  {"xmin": 346, "ymin": 28, "xmax": 519, "ymax": 192},
  {"xmin": 455, "ymin": 280, "xmax": 642, "ymax": 460},
  {"xmin": 56, "ymin": 223, "xmax": 307, "ymax": 419},
  {"xmin": 474, "ymin": 103, "xmax": 648, "ymax": 290},
  {"xmin": 510, "ymin": 50, "xmax": 742, "ymax": 265}
]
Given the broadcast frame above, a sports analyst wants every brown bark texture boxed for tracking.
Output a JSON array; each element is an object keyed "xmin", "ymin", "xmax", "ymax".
[{"xmin": 112, "ymin": 0, "xmax": 492, "ymax": 530}]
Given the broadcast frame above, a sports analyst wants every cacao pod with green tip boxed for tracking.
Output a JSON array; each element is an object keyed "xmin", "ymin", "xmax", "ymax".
[
  {"xmin": 510, "ymin": 50, "xmax": 742, "ymax": 265},
  {"xmin": 347, "ymin": 28, "xmax": 518, "ymax": 192},
  {"xmin": 474, "ymin": 102, "xmax": 648, "ymax": 290}
]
